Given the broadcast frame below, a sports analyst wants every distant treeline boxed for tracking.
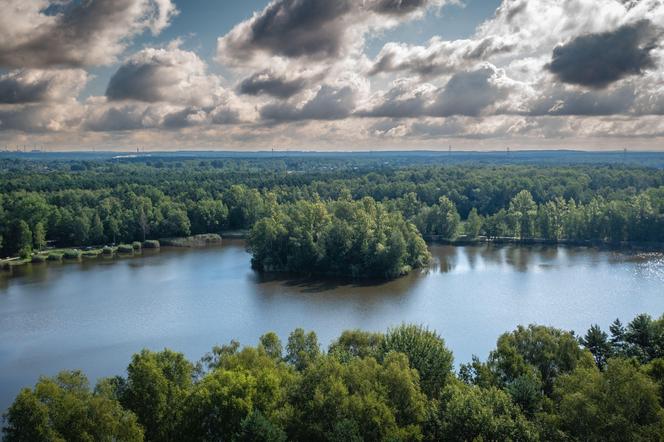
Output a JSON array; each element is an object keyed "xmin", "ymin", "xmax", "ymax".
[
  {"xmin": 1, "ymin": 158, "xmax": 664, "ymax": 261},
  {"xmin": 5, "ymin": 313, "xmax": 664, "ymax": 441}
]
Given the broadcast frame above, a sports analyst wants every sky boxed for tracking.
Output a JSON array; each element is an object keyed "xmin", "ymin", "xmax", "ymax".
[{"xmin": 0, "ymin": 0, "xmax": 663, "ymax": 152}]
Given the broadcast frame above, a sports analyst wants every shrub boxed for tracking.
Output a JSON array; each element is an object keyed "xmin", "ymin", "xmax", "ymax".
[
  {"xmin": 47, "ymin": 253, "xmax": 63, "ymax": 261},
  {"xmin": 101, "ymin": 246, "xmax": 114, "ymax": 255},
  {"xmin": 132, "ymin": 241, "xmax": 142, "ymax": 250},
  {"xmin": 143, "ymin": 240, "xmax": 160, "ymax": 249},
  {"xmin": 63, "ymin": 249, "xmax": 81, "ymax": 260},
  {"xmin": 117, "ymin": 244, "xmax": 134, "ymax": 254},
  {"xmin": 31, "ymin": 254, "xmax": 47, "ymax": 263}
]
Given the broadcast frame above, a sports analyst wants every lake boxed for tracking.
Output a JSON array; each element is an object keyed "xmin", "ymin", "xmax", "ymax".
[{"xmin": 1, "ymin": 240, "xmax": 663, "ymax": 410}]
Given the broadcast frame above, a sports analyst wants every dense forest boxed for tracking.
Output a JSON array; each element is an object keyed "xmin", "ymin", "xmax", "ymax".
[
  {"xmin": 1, "ymin": 155, "xmax": 664, "ymax": 276},
  {"xmin": 248, "ymin": 197, "xmax": 430, "ymax": 278},
  {"xmin": 4, "ymin": 312, "xmax": 664, "ymax": 441}
]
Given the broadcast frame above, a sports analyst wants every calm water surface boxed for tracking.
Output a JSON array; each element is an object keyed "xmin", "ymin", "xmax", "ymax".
[{"xmin": 1, "ymin": 240, "xmax": 663, "ymax": 410}]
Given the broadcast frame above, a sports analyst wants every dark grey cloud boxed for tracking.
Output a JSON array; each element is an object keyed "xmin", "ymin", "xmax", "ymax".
[
  {"xmin": 106, "ymin": 63, "xmax": 164, "ymax": 102},
  {"xmin": 0, "ymin": 0, "xmax": 177, "ymax": 68},
  {"xmin": 546, "ymin": 19, "xmax": 660, "ymax": 89},
  {"xmin": 217, "ymin": 0, "xmax": 442, "ymax": 63},
  {"xmin": 370, "ymin": 0, "xmax": 430, "ymax": 15},
  {"xmin": 529, "ymin": 85, "xmax": 636, "ymax": 116},
  {"xmin": 0, "ymin": 69, "xmax": 88, "ymax": 104},
  {"xmin": 86, "ymin": 106, "xmax": 149, "ymax": 132},
  {"xmin": 237, "ymin": 70, "xmax": 308, "ymax": 98},
  {"xmin": 260, "ymin": 85, "xmax": 356, "ymax": 122},
  {"xmin": 221, "ymin": 0, "xmax": 354, "ymax": 61},
  {"xmin": 0, "ymin": 75, "xmax": 50, "ymax": 104},
  {"xmin": 0, "ymin": 103, "xmax": 83, "ymax": 132},
  {"xmin": 429, "ymin": 66, "xmax": 508, "ymax": 116}
]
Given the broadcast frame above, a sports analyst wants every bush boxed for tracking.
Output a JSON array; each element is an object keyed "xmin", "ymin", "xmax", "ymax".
[
  {"xmin": 132, "ymin": 241, "xmax": 142, "ymax": 250},
  {"xmin": 143, "ymin": 240, "xmax": 160, "ymax": 249},
  {"xmin": 101, "ymin": 246, "xmax": 114, "ymax": 255},
  {"xmin": 117, "ymin": 244, "xmax": 134, "ymax": 254},
  {"xmin": 31, "ymin": 254, "xmax": 47, "ymax": 263},
  {"xmin": 82, "ymin": 251, "xmax": 99, "ymax": 258},
  {"xmin": 47, "ymin": 253, "xmax": 63, "ymax": 261},
  {"xmin": 63, "ymin": 249, "xmax": 81, "ymax": 260}
]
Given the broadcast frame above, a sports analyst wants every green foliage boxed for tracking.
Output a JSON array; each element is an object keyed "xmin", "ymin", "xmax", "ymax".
[
  {"xmin": 236, "ymin": 411, "xmax": 287, "ymax": 442},
  {"xmin": 142, "ymin": 239, "xmax": 160, "ymax": 249},
  {"xmin": 553, "ymin": 358, "xmax": 664, "ymax": 441},
  {"xmin": 288, "ymin": 352, "xmax": 427, "ymax": 441},
  {"xmin": 328, "ymin": 329, "xmax": 384, "ymax": 362},
  {"xmin": 31, "ymin": 254, "xmax": 47, "ymax": 263},
  {"xmin": 414, "ymin": 196, "xmax": 461, "ymax": 239},
  {"xmin": 2, "ymin": 158, "xmax": 664, "ymax": 258},
  {"xmin": 11, "ymin": 220, "xmax": 32, "ymax": 257},
  {"xmin": 436, "ymin": 381, "xmax": 538, "ymax": 441},
  {"xmin": 32, "ymin": 222, "xmax": 46, "ymax": 251},
  {"xmin": 248, "ymin": 197, "xmax": 430, "ymax": 279},
  {"xmin": 580, "ymin": 324, "xmax": 612, "ymax": 369},
  {"xmin": 487, "ymin": 324, "xmax": 588, "ymax": 396},
  {"xmin": 63, "ymin": 249, "xmax": 82, "ymax": 259},
  {"xmin": 381, "ymin": 324, "xmax": 454, "ymax": 398},
  {"xmin": 285, "ymin": 328, "xmax": 320, "ymax": 371},
  {"xmin": 117, "ymin": 244, "xmax": 134, "ymax": 254},
  {"xmin": 5, "ymin": 316, "xmax": 664, "ymax": 441},
  {"xmin": 509, "ymin": 190, "xmax": 538, "ymax": 240},
  {"xmin": 464, "ymin": 207, "xmax": 483, "ymax": 239},
  {"xmin": 2, "ymin": 371, "xmax": 143, "ymax": 442},
  {"xmin": 122, "ymin": 349, "xmax": 194, "ymax": 442},
  {"xmin": 259, "ymin": 332, "xmax": 283, "ymax": 360},
  {"xmin": 47, "ymin": 252, "xmax": 63, "ymax": 261}
]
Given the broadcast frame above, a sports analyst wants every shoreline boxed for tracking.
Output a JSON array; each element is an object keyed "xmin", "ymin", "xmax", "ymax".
[
  {"xmin": 3, "ymin": 233, "xmax": 662, "ymax": 273},
  {"xmin": 424, "ymin": 235, "xmax": 664, "ymax": 253}
]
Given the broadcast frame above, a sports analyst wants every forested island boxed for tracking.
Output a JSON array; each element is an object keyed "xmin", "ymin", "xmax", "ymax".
[
  {"xmin": 2, "ymin": 153, "xmax": 664, "ymax": 278},
  {"xmin": 248, "ymin": 197, "xmax": 430, "ymax": 279},
  {"xmin": 4, "ymin": 312, "xmax": 664, "ymax": 441}
]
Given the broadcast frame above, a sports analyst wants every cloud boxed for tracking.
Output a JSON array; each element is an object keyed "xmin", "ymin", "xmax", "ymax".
[
  {"xmin": 0, "ymin": 69, "xmax": 88, "ymax": 104},
  {"xmin": 237, "ymin": 70, "xmax": 308, "ymax": 98},
  {"xmin": 528, "ymin": 84, "xmax": 636, "ymax": 115},
  {"xmin": 217, "ymin": 0, "xmax": 446, "ymax": 65},
  {"xmin": 429, "ymin": 65, "xmax": 512, "ymax": 116},
  {"xmin": 260, "ymin": 84, "xmax": 358, "ymax": 122},
  {"xmin": 546, "ymin": 19, "xmax": 661, "ymax": 88},
  {"xmin": 369, "ymin": 36, "xmax": 514, "ymax": 77},
  {"xmin": 362, "ymin": 65, "xmax": 517, "ymax": 118},
  {"xmin": 0, "ymin": 0, "xmax": 177, "ymax": 68},
  {"xmin": 106, "ymin": 44, "xmax": 226, "ymax": 107},
  {"xmin": 0, "ymin": 101, "xmax": 84, "ymax": 132}
]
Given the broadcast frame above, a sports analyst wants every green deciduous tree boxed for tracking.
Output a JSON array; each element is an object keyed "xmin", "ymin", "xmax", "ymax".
[
  {"xmin": 553, "ymin": 358, "xmax": 664, "ymax": 441},
  {"xmin": 3, "ymin": 371, "xmax": 143, "ymax": 442},
  {"xmin": 381, "ymin": 324, "xmax": 453, "ymax": 398}
]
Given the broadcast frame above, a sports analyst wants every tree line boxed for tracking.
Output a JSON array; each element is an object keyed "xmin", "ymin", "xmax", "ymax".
[
  {"xmin": 5, "ymin": 313, "xmax": 664, "ymax": 441},
  {"xmin": 2, "ymin": 159, "xmax": 664, "ymax": 259}
]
